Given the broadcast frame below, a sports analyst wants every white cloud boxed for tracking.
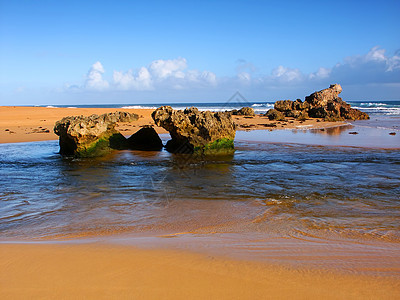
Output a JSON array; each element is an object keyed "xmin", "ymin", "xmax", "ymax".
[
  {"xmin": 149, "ymin": 57, "xmax": 187, "ymax": 79},
  {"xmin": 201, "ymin": 71, "xmax": 217, "ymax": 85},
  {"xmin": 365, "ymin": 46, "xmax": 386, "ymax": 62},
  {"xmin": 85, "ymin": 61, "xmax": 109, "ymax": 90},
  {"xmin": 271, "ymin": 65, "xmax": 303, "ymax": 82},
  {"xmin": 113, "ymin": 67, "xmax": 153, "ymax": 91},
  {"xmin": 69, "ymin": 46, "xmax": 399, "ymax": 100},
  {"xmin": 309, "ymin": 67, "xmax": 331, "ymax": 79}
]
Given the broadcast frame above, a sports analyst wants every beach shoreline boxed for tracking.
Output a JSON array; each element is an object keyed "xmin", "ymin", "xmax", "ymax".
[
  {"xmin": 0, "ymin": 106, "xmax": 346, "ymax": 144},
  {"xmin": 1, "ymin": 105, "xmax": 399, "ymax": 299},
  {"xmin": 1, "ymin": 242, "xmax": 399, "ymax": 299}
]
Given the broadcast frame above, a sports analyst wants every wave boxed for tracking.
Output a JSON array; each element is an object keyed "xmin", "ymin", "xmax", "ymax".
[
  {"xmin": 358, "ymin": 102, "xmax": 389, "ymax": 107},
  {"xmin": 352, "ymin": 106, "xmax": 400, "ymax": 115},
  {"xmin": 121, "ymin": 105, "xmax": 158, "ymax": 109}
]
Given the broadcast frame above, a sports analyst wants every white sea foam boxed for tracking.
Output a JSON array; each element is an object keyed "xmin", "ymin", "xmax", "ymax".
[
  {"xmin": 352, "ymin": 106, "xmax": 400, "ymax": 115},
  {"xmin": 359, "ymin": 102, "xmax": 389, "ymax": 107},
  {"xmin": 121, "ymin": 105, "xmax": 158, "ymax": 109}
]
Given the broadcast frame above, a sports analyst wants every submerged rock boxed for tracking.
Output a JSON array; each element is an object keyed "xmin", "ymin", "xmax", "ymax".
[
  {"xmin": 127, "ymin": 126, "xmax": 163, "ymax": 151},
  {"xmin": 152, "ymin": 106, "xmax": 236, "ymax": 154},
  {"xmin": 54, "ymin": 112, "xmax": 138, "ymax": 157},
  {"xmin": 273, "ymin": 84, "xmax": 369, "ymax": 121}
]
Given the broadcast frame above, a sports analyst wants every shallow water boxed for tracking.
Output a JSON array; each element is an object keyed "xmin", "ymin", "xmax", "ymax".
[{"xmin": 0, "ymin": 132, "xmax": 399, "ymax": 244}]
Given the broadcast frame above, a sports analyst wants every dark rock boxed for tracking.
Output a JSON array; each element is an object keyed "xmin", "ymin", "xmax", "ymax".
[
  {"xmin": 127, "ymin": 126, "xmax": 163, "ymax": 151},
  {"xmin": 264, "ymin": 109, "xmax": 285, "ymax": 121},
  {"xmin": 389, "ymin": 132, "xmax": 396, "ymax": 136},
  {"xmin": 285, "ymin": 110, "xmax": 301, "ymax": 118},
  {"xmin": 152, "ymin": 106, "xmax": 236, "ymax": 154},
  {"xmin": 258, "ymin": 123, "xmax": 277, "ymax": 128},
  {"xmin": 348, "ymin": 131, "xmax": 359, "ymax": 135},
  {"xmin": 231, "ymin": 107, "xmax": 255, "ymax": 116},
  {"xmin": 54, "ymin": 111, "xmax": 138, "ymax": 157},
  {"xmin": 293, "ymin": 99, "xmax": 309, "ymax": 111}
]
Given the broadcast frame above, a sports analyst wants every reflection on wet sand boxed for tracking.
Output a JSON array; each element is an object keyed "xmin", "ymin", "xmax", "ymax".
[{"xmin": 309, "ymin": 124, "xmax": 354, "ymax": 136}]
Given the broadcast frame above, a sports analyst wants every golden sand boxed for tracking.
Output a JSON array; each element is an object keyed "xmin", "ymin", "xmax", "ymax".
[
  {"xmin": 0, "ymin": 106, "xmax": 345, "ymax": 144},
  {"xmin": 1, "ymin": 243, "xmax": 399, "ymax": 300},
  {"xmin": 3, "ymin": 106, "xmax": 394, "ymax": 299}
]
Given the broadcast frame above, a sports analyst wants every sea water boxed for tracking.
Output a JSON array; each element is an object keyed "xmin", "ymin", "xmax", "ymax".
[{"xmin": 1, "ymin": 102, "xmax": 399, "ymax": 274}]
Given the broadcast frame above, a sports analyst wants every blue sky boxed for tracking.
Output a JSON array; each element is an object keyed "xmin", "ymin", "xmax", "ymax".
[{"xmin": 1, "ymin": 0, "xmax": 399, "ymax": 105}]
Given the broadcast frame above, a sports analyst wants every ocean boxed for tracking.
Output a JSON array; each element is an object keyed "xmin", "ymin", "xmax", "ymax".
[
  {"xmin": 1, "ymin": 101, "xmax": 400, "ymax": 274},
  {"xmin": 44, "ymin": 100, "xmax": 400, "ymax": 116}
]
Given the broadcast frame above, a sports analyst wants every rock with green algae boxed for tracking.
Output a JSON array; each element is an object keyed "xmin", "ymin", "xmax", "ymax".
[
  {"xmin": 54, "ymin": 112, "xmax": 138, "ymax": 157},
  {"xmin": 152, "ymin": 106, "xmax": 236, "ymax": 154}
]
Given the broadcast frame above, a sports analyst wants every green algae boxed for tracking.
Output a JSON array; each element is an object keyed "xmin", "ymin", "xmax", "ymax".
[
  {"xmin": 75, "ymin": 132, "xmax": 127, "ymax": 158},
  {"xmin": 194, "ymin": 138, "xmax": 235, "ymax": 155}
]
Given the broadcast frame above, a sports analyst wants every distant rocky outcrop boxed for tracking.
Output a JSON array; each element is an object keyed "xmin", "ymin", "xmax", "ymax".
[
  {"xmin": 152, "ymin": 106, "xmax": 236, "ymax": 154},
  {"xmin": 127, "ymin": 125, "xmax": 163, "ymax": 151},
  {"xmin": 231, "ymin": 107, "xmax": 255, "ymax": 116},
  {"xmin": 54, "ymin": 112, "xmax": 139, "ymax": 157},
  {"xmin": 265, "ymin": 84, "xmax": 369, "ymax": 121}
]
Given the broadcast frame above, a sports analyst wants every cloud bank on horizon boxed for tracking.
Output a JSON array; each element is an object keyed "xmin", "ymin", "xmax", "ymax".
[{"xmin": 62, "ymin": 46, "xmax": 400, "ymax": 102}]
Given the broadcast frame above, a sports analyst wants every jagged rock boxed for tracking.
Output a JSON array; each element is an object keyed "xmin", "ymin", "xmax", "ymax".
[
  {"xmin": 127, "ymin": 126, "xmax": 163, "ymax": 151},
  {"xmin": 305, "ymin": 84, "xmax": 343, "ymax": 106},
  {"xmin": 231, "ymin": 107, "xmax": 255, "ymax": 116},
  {"xmin": 152, "ymin": 106, "xmax": 236, "ymax": 154},
  {"xmin": 297, "ymin": 111, "xmax": 309, "ymax": 121},
  {"xmin": 274, "ymin": 100, "xmax": 294, "ymax": 112},
  {"xmin": 54, "ymin": 111, "xmax": 138, "ymax": 157},
  {"xmin": 285, "ymin": 110, "xmax": 301, "ymax": 118},
  {"xmin": 293, "ymin": 99, "xmax": 310, "ymax": 111},
  {"xmin": 305, "ymin": 84, "xmax": 369, "ymax": 121},
  {"xmin": 264, "ymin": 109, "xmax": 285, "ymax": 121},
  {"xmin": 270, "ymin": 84, "xmax": 369, "ymax": 121},
  {"xmin": 275, "ymin": 99, "xmax": 310, "ymax": 118}
]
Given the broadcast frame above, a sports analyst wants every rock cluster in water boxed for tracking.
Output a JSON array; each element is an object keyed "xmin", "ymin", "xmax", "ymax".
[
  {"xmin": 266, "ymin": 84, "xmax": 369, "ymax": 121},
  {"xmin": 152, "ymin": 106, "xmax": 236, "ymax": 154},
  {"xmin": 54, "ymin": 112, "xmax": 141, "ymax": 157}
]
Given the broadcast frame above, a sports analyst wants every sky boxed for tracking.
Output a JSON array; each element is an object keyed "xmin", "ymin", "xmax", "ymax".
[{"xmin": 0, "ymin": 0, "xmax": 399, "ymax": 105}]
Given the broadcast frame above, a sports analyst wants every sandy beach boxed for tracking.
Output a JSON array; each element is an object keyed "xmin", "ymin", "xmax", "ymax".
[
  {"xmin": 0, "ymin": 106, "xmax": 344, "ymax": 144},
  {"xmin": 1, "ymin": 243, "xmax": 399, "ymax": 299},
  {"xmin": 1, "ymin": 105, "xmax": 399, "ymax": 299}
]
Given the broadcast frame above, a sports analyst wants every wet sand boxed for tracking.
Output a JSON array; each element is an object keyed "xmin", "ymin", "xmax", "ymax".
[
  {"xmin": 1, "ymin": 243, "xmax": 399, "ymax": 299},
  {"xmin": 0, "ymin": 106, "xmax": 344, "ymax": 144}
]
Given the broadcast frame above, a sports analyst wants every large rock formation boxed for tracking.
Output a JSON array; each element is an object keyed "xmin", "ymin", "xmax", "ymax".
[
  {"xmin": 267, "ymin": 84, "xmax": 369, "ymax": 121},
  {"xmin": 152, "ymin": 106, "xmax": 236, "ymax": 154},
  {"xmin": 54, "ymin": 112, "xmax": 138, "ymax": 157}
]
